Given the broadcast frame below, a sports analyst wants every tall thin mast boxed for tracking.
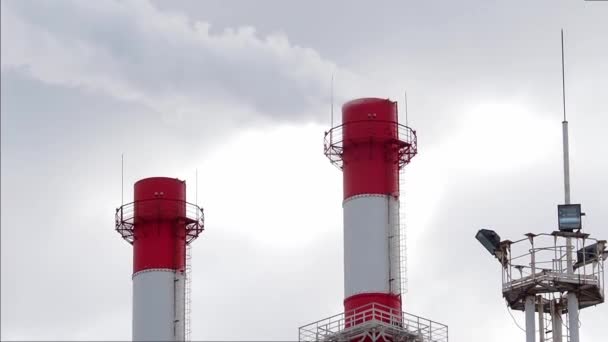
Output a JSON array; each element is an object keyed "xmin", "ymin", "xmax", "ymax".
[
  {"xmin": 330, "ymin": 74, "xmax": 335, "ymax": 128},
  {"xmin": 404, "ymin": 91, "xmax": 409, "ymax": 127},
  {"xmin": 121, "ymin": 153, "xmax": 124, "ymax": 206},
  {"xmin": 561, "ymin": 29, "xmax": 571, "ymax": 205}
]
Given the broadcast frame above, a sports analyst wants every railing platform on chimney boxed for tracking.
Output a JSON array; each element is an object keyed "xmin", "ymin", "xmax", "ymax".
[{"xmin": 299, "ymin": 302, "xmax": 448, "ymax": 342}]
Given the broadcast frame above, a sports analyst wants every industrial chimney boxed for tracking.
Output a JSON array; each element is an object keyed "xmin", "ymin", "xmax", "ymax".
[
  {"xmin": 299, "ymin": 97, "xmax": 448, "ymax": 342},
  {"xmin": 115, "ymin": 177, "xmax": 204, "ymax": 341}
]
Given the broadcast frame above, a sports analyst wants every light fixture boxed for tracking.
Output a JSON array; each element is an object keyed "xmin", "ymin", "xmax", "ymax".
[
  {"xmin": 574, "ymin": 242, "xmax": 608, "ymax": 269},
  {"xmin": 557, "ymin": 204, "xmax": 582, "ymax": 232},
  {"xmin": 475, "ymin": 229, "xmax": 501, "ymax": 256}
]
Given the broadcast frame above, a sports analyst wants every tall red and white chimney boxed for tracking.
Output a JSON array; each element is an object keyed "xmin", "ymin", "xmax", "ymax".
[
  {"xmin": 115, "ymin": 177, "xmax": 204, "ymax": 341},
  {"xmin": 326, "ymin": 97, "xmax": 417, "ymax": 323},
  {"xmin": 300, "ymin": 97, "xmax": 448, "ymax": 341}
]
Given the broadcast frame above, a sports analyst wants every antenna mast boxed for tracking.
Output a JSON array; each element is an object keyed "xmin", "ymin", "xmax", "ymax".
[
  {"xmin": 404, "ymin": 91, "xmax": 409, "ymax": 127},
  {"xmin": 561, "ymin": 29, "xmax": 571, "ymax": 205},
  {"xmin": 475, "ymin": 29, "xmax": 605, "ymax": 342},
  {"xmin": 121, "ymin": 153, "xmax": 124, "ymax": 206},
  {"xmin": 330, "ymin": 74, "xmax": 335, "ymax": 128}
]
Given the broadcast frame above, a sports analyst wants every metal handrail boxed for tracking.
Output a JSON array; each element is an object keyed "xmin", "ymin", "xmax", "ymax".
[
  {"xmin": 115, "ymin": 198, "xmax": 205, "ymax": 244},
  {"xmin": 501, "ymin": 233, "xmax": 605, "ymax": 309},
  {"xmin": 299, "ymin": 302, "xmax": 448, "ymax": 342},
  {"xmin": 324, "ymin": 120, "xmax": 418, "ymax": 170}
]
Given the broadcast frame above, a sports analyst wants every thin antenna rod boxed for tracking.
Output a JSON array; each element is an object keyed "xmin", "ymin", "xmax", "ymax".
[
  {"xmin": 561, "ymin": 29, "xmax": 571, "ymax": 205},
  {"xmin": 330, "ymin": 74, "xmax": 335, "ymax": 127},
  {"xmin": 195, "ymin": 168, "xmax": 198, "ymax": 207},
  {"xmin": 561, "ymin": 29, "xmax": 567, "ymax": 122},
  {"xmin": 121, "ymin": 153, "xmax": 124, "ymax": 206},
  {"xmin": 404, "ymin": 91, "xmax": 409, "ymax": 127}
]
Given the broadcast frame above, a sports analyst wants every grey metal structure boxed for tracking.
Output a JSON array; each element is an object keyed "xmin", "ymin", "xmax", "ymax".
[{"xmin": 496, "ymin": 232, "xmax": 606, "ymax": 341}]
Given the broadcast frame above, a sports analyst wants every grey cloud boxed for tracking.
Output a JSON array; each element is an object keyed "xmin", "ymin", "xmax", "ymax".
[
  {"xmin": 2, "ymin": 0, "xmax": 607, "ymax": 341},
  {"xmin": 153, "ymin": 0, "xmax": 608, "ymax": 142},
  {"xmin": 1, "ymin": 0, "xmax": 350, "ymax": 123}
]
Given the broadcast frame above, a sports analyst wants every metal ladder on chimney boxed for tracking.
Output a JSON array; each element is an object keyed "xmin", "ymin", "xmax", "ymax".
[
  {"xmin": 388, "ymin": 197, "xmax": 402, "ymax": 295},
  {"xmin": 388, "ymin": 170, "xmax": 409, "ymax": 297},
  {"xmin": 185, "ymin": 244, "xmax": 192, "ymax": 341},
  {"xmin": 399, "ymin": 169, "xmax": 408, "ymax": 296}
]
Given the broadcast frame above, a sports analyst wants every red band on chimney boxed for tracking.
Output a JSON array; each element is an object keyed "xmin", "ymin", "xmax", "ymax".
[
  {"xmin": 341, "ymin": 98, "xmax": 401, "ymax": 200},
  {"xmin": 132, "ymin": 177, "xmax": 187, "ymax": 273}
]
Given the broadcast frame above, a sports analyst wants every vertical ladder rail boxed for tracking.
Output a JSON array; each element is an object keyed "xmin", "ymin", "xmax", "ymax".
[
  {"xmin": 544, "ymin": 299, "xmax": 553, "ymax": 342},
  {"xmin": 565, "ymin": 311, "xmax": 570, "ymax": 342},
  {"xmin": 544, "ymin": 313, "xmax": 553, "ymax": 342},
  {"xmin": 555, "ymin": 310, "xmax": 570, "ymax": 342},
  {"xmin": 399, "ymin": 169, "xmax": 408, "ymax": 296},
  {"xmin": 185, "ymin": 243, "xmax": 192, "ymax": 341},
  {"xmin": 388, "ymin": 195, "xmax": 402, "ymax": 296}
]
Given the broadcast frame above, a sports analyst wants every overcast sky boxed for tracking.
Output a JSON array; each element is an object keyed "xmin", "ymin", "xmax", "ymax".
[{"xmin": 1, "ymin": 0, "xmax": 607, "ymax": 341}]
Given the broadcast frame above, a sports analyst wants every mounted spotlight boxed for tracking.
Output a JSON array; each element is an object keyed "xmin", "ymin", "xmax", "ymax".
[
  {"xmin": 574, "ymin": 241, "xmax": 608, "ymax": 269},
  {"xmin": 475, "ymin": 229, "xmax": 501, "ymax": 256},
  {"xmin": 557, "ymin": 204, "xmax": 583, "ymax": 232}
]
